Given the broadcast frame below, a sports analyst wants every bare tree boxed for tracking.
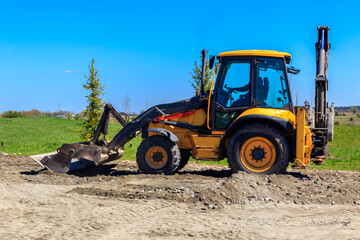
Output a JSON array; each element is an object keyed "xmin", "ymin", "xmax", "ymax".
[{"xmin": 122, "ymin": 94, "xmax": 131, "ymax": 114}]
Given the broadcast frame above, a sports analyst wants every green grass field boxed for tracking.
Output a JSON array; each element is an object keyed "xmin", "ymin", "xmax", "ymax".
[
  {"xmin": 0, "ymin": 117, "xmax": 359, "ymax": 171},
  {"xmin": 0, "ymin": 117, "xmax": 140, "ymax": 161},
  {"xmin": 310, "ymin": 124, "xmax": 360, "ymax": 171}
]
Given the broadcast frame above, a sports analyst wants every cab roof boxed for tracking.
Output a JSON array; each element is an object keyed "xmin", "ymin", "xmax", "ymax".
[{"xmin": 218, "ymin": 50, "xmax": 292, "ymax": 60}]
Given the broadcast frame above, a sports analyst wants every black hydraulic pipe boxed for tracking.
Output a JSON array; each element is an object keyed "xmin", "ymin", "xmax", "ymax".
[{"xmin": 200, "ymin": 49, "xmax": 206, "ymax": 96}]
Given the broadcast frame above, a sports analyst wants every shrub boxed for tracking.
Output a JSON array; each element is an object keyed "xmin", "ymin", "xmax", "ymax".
[
  {"xmin": 335, "ymin": 121, "xmax": 340, "ymax": 125},
  {"xmin": 74, "ymin": 113, "xmax": 84, "ymax": 120},
  {"xmin": 2, "ymin": 111, "xmax": 23, "ymax": 118}
]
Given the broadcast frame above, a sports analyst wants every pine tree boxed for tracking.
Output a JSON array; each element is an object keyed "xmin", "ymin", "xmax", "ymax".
[
  {"xmin": 189, "ymin": 50, "xmax": 214, "ymax": 93},
  {"xmin": 80, "ymin": 59, "xmax": 105, "ymax": 140}
]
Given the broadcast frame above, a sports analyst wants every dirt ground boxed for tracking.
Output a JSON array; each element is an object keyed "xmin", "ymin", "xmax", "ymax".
[{"xmin": 0, "ymin": 155, "xmax": 360, "ymax": 240}]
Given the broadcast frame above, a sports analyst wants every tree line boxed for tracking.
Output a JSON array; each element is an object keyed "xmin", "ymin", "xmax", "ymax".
[{"xmin": 0, "ymin": 109, "xmax": 84, "ymax": 119}]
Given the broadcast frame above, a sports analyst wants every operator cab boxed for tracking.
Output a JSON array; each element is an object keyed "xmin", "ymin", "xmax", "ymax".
[{"xmin": 211, "ymin": 50, "xmax": 293, "ymax": 130}]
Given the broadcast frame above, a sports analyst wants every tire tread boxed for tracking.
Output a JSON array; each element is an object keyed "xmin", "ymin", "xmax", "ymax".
[
  {"xmin": 136, "ymin": 135, "xmax": 180, "ymax": 175},
  {"xmin": 227, "ymin": 123, "xmax": 289, "ymax": 174}
]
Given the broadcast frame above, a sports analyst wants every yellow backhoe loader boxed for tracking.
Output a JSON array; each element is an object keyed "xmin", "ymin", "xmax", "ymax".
[{"xmin": 32, "ymin": 26, "xmax": 334, "ymax": 175}]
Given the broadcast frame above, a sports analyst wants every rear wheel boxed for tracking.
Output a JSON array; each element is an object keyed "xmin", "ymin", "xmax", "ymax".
[
  {"xmin": 136, "ymin": 135, "xmax": 180, "ymax": 175},
  {"xmin": 227, "ymin": 123, "xmax": 289, "ymax": 174}
]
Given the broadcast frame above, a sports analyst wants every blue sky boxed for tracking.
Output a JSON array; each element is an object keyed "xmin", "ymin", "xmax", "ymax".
[{"xmin": 0, "ymin": 0, "xmax": 359, "ymax": 113}]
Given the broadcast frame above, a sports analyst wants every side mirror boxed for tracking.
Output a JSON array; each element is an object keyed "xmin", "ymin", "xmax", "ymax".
[
  {"xmin": 209, "ymin": 55, "xmax": 215, "ymax": 70},
  {"xmin": 287, "ymin": 66, "xmax": 301, "ymax": 74}
]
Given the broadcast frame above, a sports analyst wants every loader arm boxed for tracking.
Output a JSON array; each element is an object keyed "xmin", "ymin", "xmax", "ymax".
[
  {"xmin": 105, "ymin": 105, "xmax": 165, "ymax": 150},
  {"xmin": 91, "ymin": 103, "xmax": 163, "ymax": 150},
  {"xmin": 35, "ymin": 104, "xmax": 165, "ymax": 173},
  {"xmin": 101, "ymin": 97, "xmax": 205, "ymax": 151},
  {"xmin": 91, "ymin": 103, "xmax": 128, "ymax": 144}
]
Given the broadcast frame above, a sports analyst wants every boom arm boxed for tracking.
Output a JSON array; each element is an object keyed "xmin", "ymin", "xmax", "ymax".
[
  {"xmin": 310, "ymin": 26, "xmax": 334, "ymax": 164},
  {"xmin": 314, "ymin": 26, "xmax": 331, "ymax": 128}
]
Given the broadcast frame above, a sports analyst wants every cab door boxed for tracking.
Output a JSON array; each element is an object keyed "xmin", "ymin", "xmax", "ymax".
[{"xmin": 211, "ymin": 58, "xmax": 253, "ymax": 130}]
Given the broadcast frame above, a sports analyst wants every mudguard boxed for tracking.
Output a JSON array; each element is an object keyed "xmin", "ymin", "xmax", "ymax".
[
  {"xmin": 218, "ymin": 114, "xmax": 295, "ymax": 160},
  {"xmin": 148, "ymin": 128, "xmax": 179, "ymax": 142}
]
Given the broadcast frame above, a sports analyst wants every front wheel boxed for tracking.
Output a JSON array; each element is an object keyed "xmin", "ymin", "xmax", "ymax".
[
  {"xmin": 227, "ymin": 123, "xmax": 290, "ymax": 174},
  {"xmin": 136, "ymin": 135, "xmax": 180, "ymax": 175}
]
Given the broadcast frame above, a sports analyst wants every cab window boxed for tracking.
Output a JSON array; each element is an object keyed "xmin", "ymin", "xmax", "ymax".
[
  {"xmin": 215, "ymin": 59, "xmax": 251, "ymax": 129},
  {"xmin": 254, "ymin": 57, "xmax": 290, "ymax": 108},
  {"xmin": 216, "ymin": 60, "xmax": 251, "ymax": 108}
]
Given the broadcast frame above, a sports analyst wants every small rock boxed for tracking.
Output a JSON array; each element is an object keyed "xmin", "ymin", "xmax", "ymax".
[{"xmin": 249, "ymin": 183, "xmax": 256, "ymax": 188}]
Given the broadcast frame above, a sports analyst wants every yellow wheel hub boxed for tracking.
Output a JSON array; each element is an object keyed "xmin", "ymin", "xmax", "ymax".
[
  {"xmin": 145, "ymin": 146, "xmax": 168, "ymax": 169},
  {"xmin": 240, "ymin": 137, "xmax": 276, "ymax": 172}
]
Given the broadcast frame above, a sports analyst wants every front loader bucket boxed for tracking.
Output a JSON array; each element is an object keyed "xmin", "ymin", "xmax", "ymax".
[
  {"xmin": 31, "ymin": 142, "xmax": 123, "ymax": 173},
  {"xmin": 40, "ymin": 152, "xmax": 73, "ymax": 173}
]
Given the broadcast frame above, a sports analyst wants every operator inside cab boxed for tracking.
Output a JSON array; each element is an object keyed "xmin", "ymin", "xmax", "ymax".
[
  {"xmin": 214, "ymin": 55, "xmax": 292, "ymax": 129},
  {"xmin": 216, "ymin": 60, "xmax": 251, "ymax": 108}
]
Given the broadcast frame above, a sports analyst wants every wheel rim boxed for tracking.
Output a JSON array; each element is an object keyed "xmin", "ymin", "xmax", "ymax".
[
  {"xmin": 145, "ymin": 146, "xmax": 168, "ymax": 169},
  {"xmin": 240, "ymin": 137, "xmax": 276, "ymax": 172}
]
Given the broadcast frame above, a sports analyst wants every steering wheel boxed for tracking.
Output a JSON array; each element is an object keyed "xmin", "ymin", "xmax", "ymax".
[{"xmin": 224, "ymin": 84, "xmax": 238, "ymax": 94}]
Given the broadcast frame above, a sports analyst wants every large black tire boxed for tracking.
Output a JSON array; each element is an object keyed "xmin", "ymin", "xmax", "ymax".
[
  {"xmin": 176, "ymin": 149, "xmax": 191, "ymax": 172},
  {"xmin": 136, "ymin": 135, "xmax": 180, "ymax": 175},
  {"xmin": 227, "ymin": 123, "xmax": 290, "ymax": 174}
]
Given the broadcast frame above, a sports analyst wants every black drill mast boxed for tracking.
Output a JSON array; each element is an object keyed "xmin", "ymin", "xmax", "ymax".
[
  {"xmin": 310, "ymin": 26, "xmax": 334, "ymax": 163},
  {"xmin": 315, "ymin": 26, "xmax": 331, "ymax": 128}
]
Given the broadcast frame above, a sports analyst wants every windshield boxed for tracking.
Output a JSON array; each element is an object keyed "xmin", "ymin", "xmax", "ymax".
[{"xmin": 254, "ymin": 57, "xmax": 290, "ymax": 108}]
